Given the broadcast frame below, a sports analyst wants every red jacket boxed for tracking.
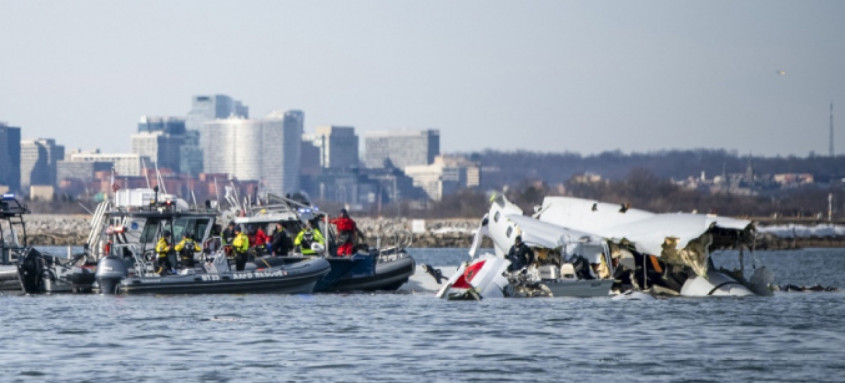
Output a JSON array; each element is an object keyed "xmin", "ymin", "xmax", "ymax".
[
  {"xmin": 330, "ymin": 217, "xmax": 356, "ymax": 233},
  {"xmin": 250, "ymin": 228, "xmax": 269, "ymax": 247}
]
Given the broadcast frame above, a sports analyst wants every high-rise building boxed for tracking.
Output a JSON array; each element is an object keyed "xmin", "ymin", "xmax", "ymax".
[
  {"xmin": 131, "ymin": 131, "xmax": 184, "ymax": 172},
  {"xmin": 187, "ymin": 94, "xmax": 249, "ymax": 131},
  {"xmin": 278, "ymin": 110, "xmax": 304, "ymax": 193},
  {"xmin": 180, "ymin": 130, "xmax": 203, "ymax": 176},
  {"xmin": 187, "ymin": 95, "xmax": 249, "ymax": 176},
  {"xmin": 363, "ymin": 129, "xmax": 440, "ymax": 169},
  {"xmin": 20, "ymin": 138, "xmax": 65, "ymax": 188},
  {"xmin": 0, "ymin": 123, "xmax": 21, "ymax": 193},
  {"xmin": 202, "ymin": 110, "xmax": 302, "ymax": 195},
  {"xmin": 138, "ymin": 116, "xmax": 186, "ymax": 135},
  {"xmin": 313, "ymin": 126, "xmax": 359, "ymax": 170}
]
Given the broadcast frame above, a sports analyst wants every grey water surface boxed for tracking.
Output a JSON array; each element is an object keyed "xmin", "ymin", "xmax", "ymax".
[{"xmin": 1, "ymin": 248, "xmax": 844, "ymax": 382}]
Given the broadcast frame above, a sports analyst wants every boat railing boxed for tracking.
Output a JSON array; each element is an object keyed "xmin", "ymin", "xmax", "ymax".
[
  {"xmin": 1, "ymin": 242, "xmax": 29, "ymax": 265},
  {"xmin": 2, "ymin": 194, "xmax": 31, "ymax": 265},
  {"xmin": 86, "ymin": 200, "xmax": 111, "ymax": 261},
  {"xmin": 376, "ymin": 229, "xmax": 413, "ymax": 256},
  {"xmin": 109, "ymin": 243, "xmax": 151, "ymax": 277},
  {"xmin": 202, "ymin": 236, "xmax": 226, "ymax": 261}
]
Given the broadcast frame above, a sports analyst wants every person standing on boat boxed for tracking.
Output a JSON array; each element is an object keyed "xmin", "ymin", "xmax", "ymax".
[
  {"xmin": 232, "ymin": 227, "xmax": 250, "ymax": 271},
  {"xmin": 330, "ymin": 208, "xmax": 357, "ymax": 256},
  {"xmin": 249, "ymin": 225, "xmax": 270, "ymax": 257},
  {"xmin": 175, "ymin": 232, "xmax": 202, "ymax": 269},
  {"xmin": 271, "ymin": 222, "xmax": 292, "ymax": 256},
  {"xmin": 222, "ymin": 221, "xmax": 237, "ymax": 256},
  {"xmin": 155, "ymin": 230, "xmax": 173, "ymax": 275},
  {"xmin": 506, "ymin": 235, "xmax": 534, "ymax": 272},
  {"xmin": 294, "ymin": 221, "xmax": 325, "ymax": 256},
  {"xmin": 222, "ymin": 222, "xmax": 236, "ymax": 244}
]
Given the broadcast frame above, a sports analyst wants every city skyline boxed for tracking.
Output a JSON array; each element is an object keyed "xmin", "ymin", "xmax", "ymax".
[{"xmin": 2, "ymin": 1, "xmax": 845, "ymax": 157}]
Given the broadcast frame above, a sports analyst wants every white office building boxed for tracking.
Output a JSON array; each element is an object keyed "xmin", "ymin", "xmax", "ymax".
[{"xmin": 202, "ymin": 110, "xmax": 302, "ymax": 195}]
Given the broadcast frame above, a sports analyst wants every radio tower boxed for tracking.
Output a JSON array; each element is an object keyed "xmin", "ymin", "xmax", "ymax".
[{"xmin": 830, "ymin": 102, "xmax": 835, "ymax": 157}]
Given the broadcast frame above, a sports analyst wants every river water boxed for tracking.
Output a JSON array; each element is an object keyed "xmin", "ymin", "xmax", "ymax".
[{"xmin": 1, "ymin": 248, "xmax": 844, "ymax": 382}]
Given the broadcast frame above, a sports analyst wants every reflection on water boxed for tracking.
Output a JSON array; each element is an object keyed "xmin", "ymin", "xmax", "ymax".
[{"xmin": 1, "ymin": 248, "xmax": 844, "ymax": 382}]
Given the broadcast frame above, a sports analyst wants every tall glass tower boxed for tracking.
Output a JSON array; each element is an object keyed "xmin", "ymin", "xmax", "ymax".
[
  {"xmin": 0, "ymin": 123, "xmax": 21, "ymax": 192},
  {"xmin": 186, "ymin": 94, "xmax": 249, "ymax": 175}
]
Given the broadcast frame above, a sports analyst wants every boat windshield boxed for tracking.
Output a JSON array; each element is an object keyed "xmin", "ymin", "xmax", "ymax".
[
  {"xmin": 140, "ymin": 218, "xmax": 164, "ymax": 244},
  {"xmin": 140, "ymin": 217, "xmax": 213, "ymax": 243},
  {"xmin": 172, "ymin": 217, "xmax": 211, "ymax": 241}
]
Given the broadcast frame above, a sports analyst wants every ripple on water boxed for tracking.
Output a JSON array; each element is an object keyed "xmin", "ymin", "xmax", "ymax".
[{"xmin": 1, "ymin": 248, "xmax": 845, "ymax": 382}]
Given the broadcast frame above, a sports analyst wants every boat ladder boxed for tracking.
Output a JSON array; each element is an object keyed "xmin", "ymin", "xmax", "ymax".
[{"xmin": 86, "ymin": 201, "xmax": 111, "ymax": 260}]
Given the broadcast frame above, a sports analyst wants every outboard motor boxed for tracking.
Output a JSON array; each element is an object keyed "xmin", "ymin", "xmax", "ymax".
[
  {"xmin": 17, "ymin": 248, "xmax": 51, "ymax": 294},
  {"xmin": 95, "ymin": 255, "xmax": 128, "ymax": 294}
]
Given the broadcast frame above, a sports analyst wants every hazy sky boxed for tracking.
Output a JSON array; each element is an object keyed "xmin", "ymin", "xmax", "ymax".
[{"xmin": 2, "ymin": 1, "xmax": 844, "ymax": 157}]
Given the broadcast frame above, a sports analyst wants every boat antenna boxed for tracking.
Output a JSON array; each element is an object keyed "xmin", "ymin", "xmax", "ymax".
[
  {"xmin": 154, "ymin": 162, "xmax": 167, "ymax": 194},
  {"xmin": 76, "ymin": 202, "xmax": 94, "ymax": 215},
  {"xmin": 214, "ymin": 177, "xmax": 220, "ymax": 209},
  {"xmin": 141, "ymin": 158, "xmax": 151, "ymax": 189},
  {"xmin": 191, "ymin": 186, "xmax": 197, "ymax": 208},
  {"xmin": 109, "ymin": 167, "xmax": 116, "ymax": 200}
]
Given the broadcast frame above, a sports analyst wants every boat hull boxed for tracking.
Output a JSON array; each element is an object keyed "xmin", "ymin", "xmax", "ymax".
[
  {"xmin": 0, "ymin": 265, "xmax": 19, "ymax": 290},
  {"xmin": 318, "ymin": 253, "xmax": 416, "ymax": 292},
  {"xmin": 258, "ymin": 249, "xmax": 416, "ymax": 293},
  {"xmin": 116, "ymin": 258, "xmax": 330, "ymax": 295}
]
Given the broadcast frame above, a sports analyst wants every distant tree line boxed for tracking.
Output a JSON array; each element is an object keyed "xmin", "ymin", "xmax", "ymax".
[
  {"xmin": 413, "ymin": 168, "xmax": 844, "ymax": 219},
  {"xmin": 462, "ymin": 149, "xmax": 845, "ymax": 188}
]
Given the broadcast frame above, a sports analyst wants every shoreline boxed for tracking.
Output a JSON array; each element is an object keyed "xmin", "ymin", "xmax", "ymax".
[{"xmin": 16, "ymin": 214, "xmax": 845, "ymax": 250}]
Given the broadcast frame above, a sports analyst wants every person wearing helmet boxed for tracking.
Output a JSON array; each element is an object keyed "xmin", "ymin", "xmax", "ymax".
[
  {"xmin": 294, "ymin": 221, "xmax": 325, "ymax": 256},
  {"xmin": 155, "ymin": 230, "xmax": 173, "ymax": 275},
  {"xmin": 231, "ymin": 226, "xmax": 250, "ymax": 271},
  {"xmin": 174, "ymin": 232, "xmax": 202, "ymax": 269}
]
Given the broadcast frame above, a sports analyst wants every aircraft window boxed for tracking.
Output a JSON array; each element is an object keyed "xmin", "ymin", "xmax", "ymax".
[
  {"xmin": 494, "ymin": 211, "xmax": 500, "ymax": 223},
  {"xmin": 506, "ymin": 226, "xmax": 513, "ymax": 238}
]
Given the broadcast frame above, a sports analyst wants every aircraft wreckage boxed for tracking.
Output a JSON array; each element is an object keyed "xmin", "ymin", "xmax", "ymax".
[{"xmin": 435, "ymin": 194, "xmax": 774, "ymax": 300}]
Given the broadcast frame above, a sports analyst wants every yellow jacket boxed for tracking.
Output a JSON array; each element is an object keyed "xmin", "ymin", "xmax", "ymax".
[
  {"xmin": 155, "ymin": 237, "xmax": 171, "ymax": 258},
  {"xmin": 175, "ymin": 238, "xmax": 201, "ymax": 253},
  {"xmin": 232, "ymin": 232, "xmax": 249, "ymax": 253},
  {"xmin": 294, "ymin": 229, "xmax": 324, "ymax": 255}
]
